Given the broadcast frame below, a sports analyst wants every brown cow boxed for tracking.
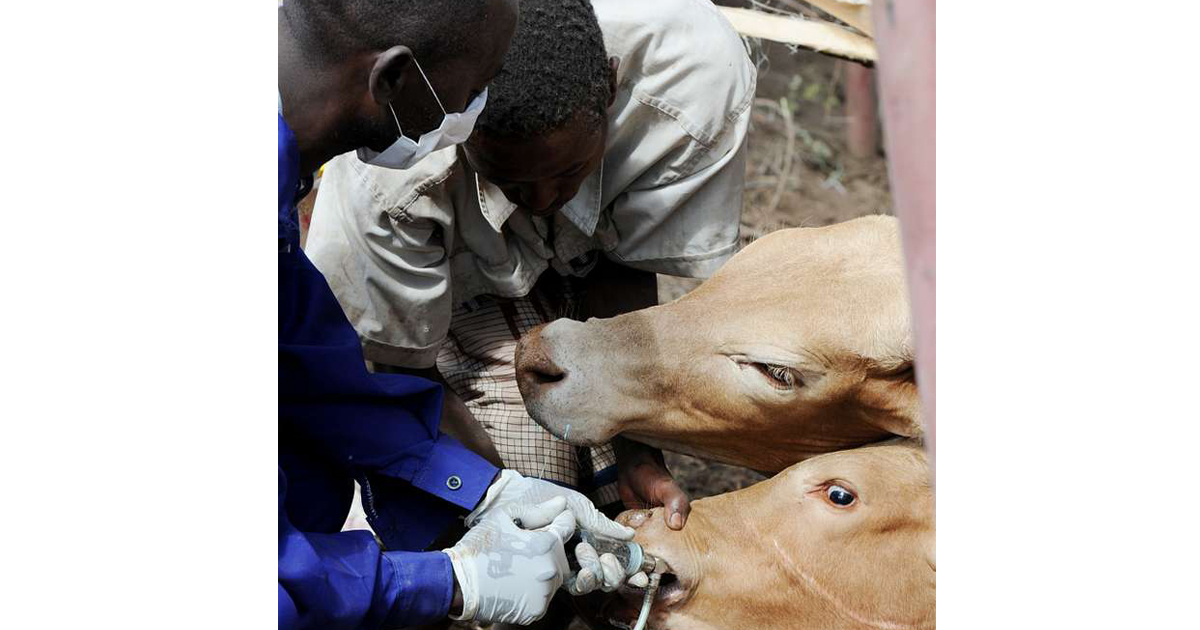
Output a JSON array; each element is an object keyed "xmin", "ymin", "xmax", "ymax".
[
  {"xmin": 593, "ymin": 442, "xmax": 934, "ymax": 630},
  {"xmin": 516, "ymin": 216, "xmax": 921, "ymax": 472}
]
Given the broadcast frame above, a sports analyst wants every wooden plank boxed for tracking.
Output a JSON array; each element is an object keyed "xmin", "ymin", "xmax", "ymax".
[
  {"xmin": 803, "ymin": 0, "xmax": 873, "ymax": 37},
  {"xmin": 717, "ymin": 6, "xmax": 876, "ymax": 64}
]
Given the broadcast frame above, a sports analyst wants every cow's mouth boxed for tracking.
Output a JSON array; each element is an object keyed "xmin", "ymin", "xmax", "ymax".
[
  {"xmin": 594, "ymin": 570, "xmax": 689, "ymax": 629},
  {"xmin": 572, "ymin": 508, "xmax": 699, "ymax": 629}
]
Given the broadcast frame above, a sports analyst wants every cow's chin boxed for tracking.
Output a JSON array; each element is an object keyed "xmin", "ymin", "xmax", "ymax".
[
  {"xmin": 524, "ymin": 402, "xmax": 618, "ymax": 445},
  {"xmin": 577, "ymin": 573, "xmax": 693, "ymax": 630},
  {"xmin": 601, "ymin": 572, "xmax": 695, "ymax": 630}
]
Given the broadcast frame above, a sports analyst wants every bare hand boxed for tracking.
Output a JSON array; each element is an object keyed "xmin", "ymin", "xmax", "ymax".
[{"xmin": 614, "ymin": 437, "xmax": 690, "ymax": 530}]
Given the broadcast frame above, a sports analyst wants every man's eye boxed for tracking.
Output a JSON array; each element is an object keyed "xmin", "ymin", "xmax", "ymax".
[{"xmin": 753, "ymin": 363, "xmax": 800, "ymax": 390}]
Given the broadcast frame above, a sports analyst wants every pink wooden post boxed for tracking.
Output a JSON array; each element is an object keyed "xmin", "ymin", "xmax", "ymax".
[{"xmin": 871, "ymin": 0, "xmax": 936, "ymax": 486}]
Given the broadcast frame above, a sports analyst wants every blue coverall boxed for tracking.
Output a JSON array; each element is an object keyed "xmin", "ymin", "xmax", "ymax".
[{"xmin": 278, "ymin": 112, "xmax": 499, "ymax": 630}]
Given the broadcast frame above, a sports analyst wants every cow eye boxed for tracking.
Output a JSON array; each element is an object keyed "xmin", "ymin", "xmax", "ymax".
[
  {"xmin": 752, "ymin": 363, "xmax": 801, "ymax": 390},
  {"xmin": 826, "ymin": 485, "xmax": 856, "ymax": 506}
]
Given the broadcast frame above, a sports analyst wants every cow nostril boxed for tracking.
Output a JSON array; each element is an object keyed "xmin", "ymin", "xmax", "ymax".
[
  {"xmin": 619, "ymin": 509, "xmax": 653, "ymax": 529},
  {"xmin": 516, "ymin": 343, "xmax": 566, "ymax": 388},
  {"xmin": 528, "ymin": 361, "xmax": 566, "ymax": 385},
  {"xmin": 516, "ymin": 327, "xmax": 568, "ymax": 391}
]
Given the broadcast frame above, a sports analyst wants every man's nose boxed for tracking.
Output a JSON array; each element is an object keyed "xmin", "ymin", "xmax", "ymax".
[{"xmin": 521, "ymin": 185, "xmax": 560, "ymax": 213}]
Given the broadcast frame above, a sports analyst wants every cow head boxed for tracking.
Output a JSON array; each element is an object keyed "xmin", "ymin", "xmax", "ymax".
[
  {"xmin": 515, "ymin": 216, "xmax": 920, "ymax": 472},
  {"xmin": 596, "ymin": 442, "xmax": 935, "ymax": 630}
]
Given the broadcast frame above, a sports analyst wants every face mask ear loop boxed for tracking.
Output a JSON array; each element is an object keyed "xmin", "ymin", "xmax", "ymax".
[
  {"xmin": 387, "ymin": 103, "xmax": 404, "ymax": 137},
  {"xmin": 411, "ymin": 57, "xmax": 448, "ymax": 115}
]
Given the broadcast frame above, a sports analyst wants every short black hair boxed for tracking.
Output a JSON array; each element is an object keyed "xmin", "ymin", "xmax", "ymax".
[
  {"xmin": 476, "ymin": 0, "xmax": 611, "ymax": 139},
  {"xmin": 282, "ymin": 0, "xmax": 490, "ymax": 65}
]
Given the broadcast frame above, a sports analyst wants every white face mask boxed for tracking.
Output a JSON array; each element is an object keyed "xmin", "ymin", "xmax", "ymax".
[{"xmin": 357, "ymin": 58, "xmax": 487, "ymax": 170}]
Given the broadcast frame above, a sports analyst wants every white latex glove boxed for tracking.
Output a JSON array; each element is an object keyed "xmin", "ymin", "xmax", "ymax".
[
  {"xmin": 569, "ymin": 541, "xmax": 627, "ymax": 595},
  {"xmin": 469, "ymin": 469, "xmax": 635, "ymax": 541},
  {"xmin": 444, "ymin": 496, "xmax": 576, "ymax": 625}
]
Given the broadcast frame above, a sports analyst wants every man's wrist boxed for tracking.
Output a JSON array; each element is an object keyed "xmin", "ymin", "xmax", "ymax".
[
  {"xmin": 450, "ymin": 574, "xmax": 464, "ymax": 617},
  {"xmin": 443, "ymin": 548, "xmax": 476, "ymax": 621},
  {"xmin": 614, "ymin": 436, "xmax": 665, "ymax": 467},
  {"xmin": 466, "ymin": 468, "xmax": 510, "ymax": 524}
]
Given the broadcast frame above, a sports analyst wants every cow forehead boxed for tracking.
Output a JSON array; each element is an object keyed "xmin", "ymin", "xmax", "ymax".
[
  {"xmin": 678, "ymin": 218, "xmax": 910, "ymax": 362},
  {"xmin": 729, "ymin": 215, "xmax": 903, "ymax": 272},
  {"xmin": 781, "ymin": 443, "xmax": 930, "ymax": 492},
  {"xmin": 716, "ymin": 225, "xmax": 906, "ymax": 305},
  {"xmin": 684, "ymin": 271, "xmax": 911, "ymax": 368}
]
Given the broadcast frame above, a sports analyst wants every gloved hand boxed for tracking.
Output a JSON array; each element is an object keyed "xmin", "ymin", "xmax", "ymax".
[
  {"xmin": 469, "ymin": 469, "xmax": 636, "ymax": 541},
  {"xmin": 444, "ymin": 496, "xmax": 576, "ymax": 625},
  {"xmin": 569, "ymin": 540, "xmax": 627, "ymax": 595}
]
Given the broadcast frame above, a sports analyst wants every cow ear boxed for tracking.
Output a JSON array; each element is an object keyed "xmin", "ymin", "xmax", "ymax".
[{"xmin": 857, "ymin": 368, "xmax": 923, "ymax": 438}]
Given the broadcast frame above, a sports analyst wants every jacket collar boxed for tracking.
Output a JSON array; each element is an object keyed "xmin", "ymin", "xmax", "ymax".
[{"xmin": 475, "ymin": 161, "xmax": 604, "ymax": 236}]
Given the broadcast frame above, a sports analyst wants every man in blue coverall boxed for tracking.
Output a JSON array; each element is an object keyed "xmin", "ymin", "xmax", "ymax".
[{"xmin": 277, "ymin": 2, "xmax": 639, "ymax": 628}]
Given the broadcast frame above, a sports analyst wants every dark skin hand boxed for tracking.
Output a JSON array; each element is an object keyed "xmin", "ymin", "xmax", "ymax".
[{"xmin": 613, "ymin": 437, "xmax": 691, "ymax": 530}]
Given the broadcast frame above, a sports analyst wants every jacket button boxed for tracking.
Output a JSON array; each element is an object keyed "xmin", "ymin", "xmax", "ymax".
[{"xmin": 446, "ymin": 475, "xmax": 463, "ymax": 490}]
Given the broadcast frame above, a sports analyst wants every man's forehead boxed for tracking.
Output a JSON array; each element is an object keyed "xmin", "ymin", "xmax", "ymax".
[{"xmin": 472, "ymin": 125, "xmax": 600, "ymax": 181}]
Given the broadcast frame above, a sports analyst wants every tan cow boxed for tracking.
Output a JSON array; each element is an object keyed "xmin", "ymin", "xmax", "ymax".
[
  {"xmin": 591, "ymin": 441, "xmax": 934, "ymax": 630},
  {"xmin": 515, "ymin": 215, "xmax": 921, "ymax": 472}
]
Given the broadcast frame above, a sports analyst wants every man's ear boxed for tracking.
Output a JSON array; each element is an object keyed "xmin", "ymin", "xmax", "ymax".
[
  {"xmin": 607, "ymin": 56, "xmax": 619, "ymax": 109},
  {"xmin": 368, "ymin": 45, "xmax": 414, "ymax": 106}
]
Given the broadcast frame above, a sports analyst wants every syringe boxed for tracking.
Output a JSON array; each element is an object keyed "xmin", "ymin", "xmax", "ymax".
[{"xmin": 563, "ymin": 530, "xmax": 668, "ymax": 630}]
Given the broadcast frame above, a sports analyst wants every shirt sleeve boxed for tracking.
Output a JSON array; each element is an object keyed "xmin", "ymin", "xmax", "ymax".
[
  {"xmin": 280, "ymin": 236, "xmax": 497, "ymax": 512},
  {"xmin": 278, "ymin": 468, "xmax": 456, "ymax": 630},
  {"xmin": 306, "ymin": 153, "xmax": 455, "ymax": 369},
  {"xmin": 605, "ymin": 105, "xmax": 751, "ymax": 279}
]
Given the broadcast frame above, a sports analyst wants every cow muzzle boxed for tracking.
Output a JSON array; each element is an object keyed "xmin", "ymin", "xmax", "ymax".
[
  {"xmin": 589, "ymin": 508, "xmax": 698, "ymax": 629},
  {"xmin": 515, "ymin": 320, "xmax": 622, "ymax": 444},
  {"xmin": 515, "ymin": 323, "xmax": 568, "ymax": 391}
]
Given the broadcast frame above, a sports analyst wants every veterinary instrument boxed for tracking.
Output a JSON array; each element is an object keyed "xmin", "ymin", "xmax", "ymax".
[{"xmin": 564, "ymin": 530, "xmax": 669, "ymax": 630}]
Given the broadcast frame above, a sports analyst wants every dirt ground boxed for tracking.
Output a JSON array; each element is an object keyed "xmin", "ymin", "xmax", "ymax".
[{"xmin": 659, "ymin": 44, "xmax": 892, "ymax": 497}]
